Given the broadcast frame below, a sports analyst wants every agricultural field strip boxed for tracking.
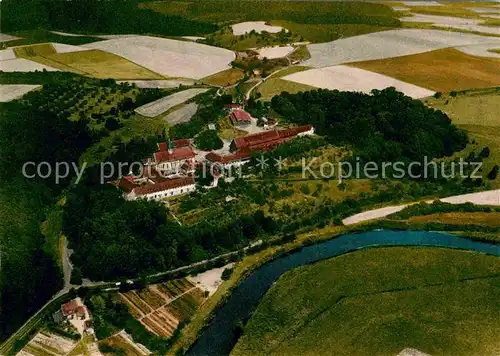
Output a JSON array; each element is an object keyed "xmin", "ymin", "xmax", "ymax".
[
  {"xmin": 343, "ymin": 189, "xmax": 500, "ymax": 225},
  {"xmin": 257, "ymin": 46, "xmax": 295, "ymax": 59},
  {"xmin": 117, "ymin": 79, "xmax": 195, "ymax": 88},
  {"xmin": 401, "ymin": 13, "xmax": 500, "ymax": 35},
  {"xmin": 456, "ymin": 43, "xmax": 500, "ymax": 58},
  {"xmin": 282, "ymin": 65, "xmax": 435, "ymax": 99},
  {"xmin": 163, "ymin": 102, "xmax": 199, "ymax": 125},
  {"xmin": 82, "ymin": 36, "xmax": 235, "ymax": 79},
  {"xmin": 135, "ymin": 88, "xmax": 209, "ymax": 117},
  {"xmin": 0, "ymin": 57, "xmax": 60, "ymax": 72},
  {"xmin": 0, "ymin": 84, "xmax": 41, "ymax": 102},
  {"xmin": 303, "ymin": 29, "xmax": 500, "ymax": 68},
  {"xmin": 231, "ymin": 22, "xmax": 286, "ymax": 35}
]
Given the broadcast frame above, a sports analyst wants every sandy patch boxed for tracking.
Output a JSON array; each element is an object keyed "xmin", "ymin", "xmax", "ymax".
[
  {"xmin": 456, "ymin": 43, "xmax": 500, "ymax": 58},
  {"xmin": 257, "ymin": 45, "xmax": 295, "ymax": 59},
  {"xmin": 282, "ymin": 65, "xmax": 434, "ymax": 98},
  {"xmin": 0, "ymin": 84, "xmax": 41, "ymax": 102},
  {"xmin": 304, "ymin": 29, "xmax": 499, "ymax": 68},
  {"xmin": 117, "ymin": 79, "xmax": 196, "ymax": 88},
  {"xmin": 135, "ymin": 88, "xmax": 209, "ymax": 117},
  {"xmin": 0, "ymin": 33, "xmax": 22, "ymax": 42},
  {"xmin": 188, "ymin": 263, "xmax": 234, "ymax": 296},
  {"xmin": 83, "ymin": 35, "xmax": 235, "ymax": 79},
  {"xmin": 232, "ymin": 21, "xmax": 286, "ymax": 35},
  {"xmin": 0, "ymin": 58, "xmax": 59, "ymax": 72}
]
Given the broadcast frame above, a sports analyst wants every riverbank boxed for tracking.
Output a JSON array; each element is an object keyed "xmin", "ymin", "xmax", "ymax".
[{"xmin": 166, "ymin": 220, "xmax": 500, "ymax": 355}]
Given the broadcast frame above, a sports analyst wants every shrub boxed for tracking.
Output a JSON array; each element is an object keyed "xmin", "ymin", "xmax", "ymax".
[
  {"xmin": 221, "ymin": 267, "xmax": 233, "ymax": 281},
  {"xmin": 487, "ymin": 165, "xmax": 499, "ymax": 180}
]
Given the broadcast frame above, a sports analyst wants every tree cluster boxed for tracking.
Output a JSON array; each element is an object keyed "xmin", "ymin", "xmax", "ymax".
[{"xmin": 271, "ymin": 88, "xmax": 468, "ymax": 164}]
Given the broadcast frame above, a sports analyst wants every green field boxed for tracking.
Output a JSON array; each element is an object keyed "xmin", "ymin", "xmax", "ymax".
[
  {"xmin": 257, "ymin": 77, "xmax": 315, "ymax": 101},
  {"xmin": 142, "ymin": 1, "xmax": 400, "ymax": 44},
  {"xmin": 426, "ymin": 88, "xmax": 500, "ymax": 187},
  {"xmin": 3, "ymin": 29, "xmax": 103, "ymax": 47},
  {"xmin": 233, "ymin": 247, "xmax": 500, "ymax": 356}
]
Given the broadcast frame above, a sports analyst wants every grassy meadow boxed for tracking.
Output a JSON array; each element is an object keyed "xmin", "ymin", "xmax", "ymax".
[
  {"xmin": 2, "ymin": 29, "xmax": 103, "ymax": 47},
  {"xmin": 426, "ymin": 87, "xmax": 500, "ymax": 188},
  {"xmin": 256, "ymin": 67, "xmax": 314, "ymax": 101},
  {"xmin": 349, "ymin": 48, "xmax": 500, "ymax": 92},
  {"xmin": 408, "ymin": 212, "xmax": 500, "ymax": 227},
  {"xmin": 233, "ymin": 247, "xmax": 500, "ymax": 356}
]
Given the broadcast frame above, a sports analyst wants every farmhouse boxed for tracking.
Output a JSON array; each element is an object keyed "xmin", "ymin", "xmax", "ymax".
[
  {"xmin": 154, "ymin": 139, "xmax": 196, "ymax": 176},
  {"xmin": 230, "ymin": 109, "xmax": 252, "ymax": 126}
]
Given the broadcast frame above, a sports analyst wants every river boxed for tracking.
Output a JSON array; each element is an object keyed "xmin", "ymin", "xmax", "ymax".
[{"xmin": 187, "ymin": 230, "xmax": 500, "ymax": 356}]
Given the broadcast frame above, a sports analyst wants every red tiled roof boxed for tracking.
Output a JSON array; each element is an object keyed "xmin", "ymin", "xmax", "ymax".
[
  {"xmin": 61, "ymin": 300, "xmax": 78, "ymax": 316},
  {"xmin": 205, "ymin": 149, "xmax": 252, "ymax": 164},
  {"xmin": 154, "ymin": 146, "xmax": 195, "ymax": 163},
  {"xmin": 132, "ymin": 177, "xmax": 195, "ymax": 196},
  {"xmin": 158, "ymin": 142, "xmax": 168, "ymax": 152},
  {"xmin": 117, "ymin": 178, "xmax": 137, "ymax": 193},
  {"xmin": 231, "ymin": 109, "xmax": 251, "ymax": 122},
  {"xmin": 173, "ymin": 139, "xmax": 191, "ymax": 148},
  {"xmin": 232, "ymin": 125, "xmax": 313, "ymax": 151},
  {"xmin": 158, "ymin": 139, "xmax": 191, "ymax": 152}
]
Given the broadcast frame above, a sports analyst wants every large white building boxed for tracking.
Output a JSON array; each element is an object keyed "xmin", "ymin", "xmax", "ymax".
[{"xmin": 123, "ymin": 176, "xmax": 196, "ymax": 201}]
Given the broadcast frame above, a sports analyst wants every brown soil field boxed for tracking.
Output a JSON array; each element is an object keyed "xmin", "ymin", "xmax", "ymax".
[
  {"xmin": 348, "ymin": 48, "xmax": 500, "ymax": 92},
  {"xmin": 409, "ymin": 212, "xmax": 500, "ymax": 227}
]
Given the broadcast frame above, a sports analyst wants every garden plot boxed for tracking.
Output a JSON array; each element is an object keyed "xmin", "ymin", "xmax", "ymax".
[
  {"xmin": 304, "ymin": 29, "xmax": 500, "ymax": 68},
  {"xmin": 83, "ymin": 36, "xmax": 235, "ymax": 79},
  {"xmin": 257, "ymin": 46, "xmax": 295, "ymax": 59},
  {"xmin": 163, "ymin": 102, "xmax": 199, "ymax": 125},
  {"xmin": 231, "ymin": 21, "xmax": 286, "ymax": 35},
  {"xmin": 117, "ymin": 79, "xmax": 195, "ymax": 88},
  {"xmin": 0, "ymin": 58, "xmax": 59, "ymax": 72},
  {"xmin": 401, "ymin": 14, "xmax": 500, "ymax": 35},
  {"xmin": 282, "ymin": 65, "xmax": 434, "ymax": 99},
  {"xmin": 0, "ymin": 84, "xmax": 41, "ymax": 102},
  {"xmin": 0, "ymin": 33, "xmax": 21, "ymax": 42},
  {"xmin": 19, "ymin": 331, "xmax": 77, "ymax": 356},
  {"xmin": 135, "ymin": 88, "xmax": 209, "ymax": 117}
]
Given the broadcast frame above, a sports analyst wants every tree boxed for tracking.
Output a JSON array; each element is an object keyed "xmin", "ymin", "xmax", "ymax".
[
  {"xmin": 487, "ymin": 165, "xmax": 499, "ymax": 180},
  {"xmin": 479, "ymin": 146, "xmax": 490, "ymax": 158},
  {"xmin": 221, "ymin": 267, "xmax": 233, "ymax": 281},
  {"xmin": 194, "ymin": 130, "xmax": 224, "ymax": 151}
]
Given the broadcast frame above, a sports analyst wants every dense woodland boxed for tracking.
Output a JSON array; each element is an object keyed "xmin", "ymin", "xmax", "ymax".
[
  {"xmin": 271, "ymin": 88, "xmax": 468, "ymax": 165},
  {"xmin": 1, "ymin": 0, "xmax": 218, "ymax": 36}
]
